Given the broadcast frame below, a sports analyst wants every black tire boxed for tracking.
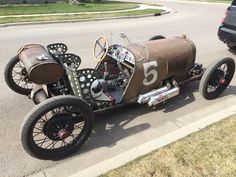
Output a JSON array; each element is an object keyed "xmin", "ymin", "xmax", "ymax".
[
  {"xmin": 149, "ymin": 35, "xmax": 166, "ymax": 41},
  {"xmin": 20, "ymin": 95, "xmax": 94, "ymax": 160},
  {"xmin": 227, "ymin": 44, "xmax": 236, "ymax": 51},
  {"xmin": 4, "ymin": 55, "xmax": 32, "ymax": 95},
  {"xmin": 199, "ymin": 58, "xmax": 235, "ymax": 100}
]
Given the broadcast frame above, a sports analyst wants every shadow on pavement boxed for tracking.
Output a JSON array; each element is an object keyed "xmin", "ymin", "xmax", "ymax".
[
  {"xmin": 62, "ymin": 81, "xmax": 235, "ymax": 160},
  {"xmin": 70, "ymin": 81, "xmax": 199, "ymax": 158}
]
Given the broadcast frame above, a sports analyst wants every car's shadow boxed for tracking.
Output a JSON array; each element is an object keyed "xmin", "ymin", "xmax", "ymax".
[
  {"xmin": 158, "ymin": 81, "xmax": 199, "ymax": 113},
  {"xmin": 69, "ymin": 81, "xmax": 235, "ymax": 159}
]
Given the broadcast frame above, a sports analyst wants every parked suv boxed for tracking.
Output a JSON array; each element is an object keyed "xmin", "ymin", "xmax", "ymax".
[{"xmin": 218, "ymin": 0, "xmax": 236, "ymax": 51}]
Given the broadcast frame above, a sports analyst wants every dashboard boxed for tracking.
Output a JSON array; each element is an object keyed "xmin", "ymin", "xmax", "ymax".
[{"xmin": 107, "ymin": 45, "xmax": 135, "ymax": 68}]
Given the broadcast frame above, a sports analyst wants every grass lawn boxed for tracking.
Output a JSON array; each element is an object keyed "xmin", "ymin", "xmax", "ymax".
[
  {"xmin": 0, "ymin": 1, "xmax": 164, "ymax": 24},
  {"xmin": 101, "ymin": 115, "xmax": 236, "ymax": 177},
  {"xmin": 0, "ymin": 9, "xmax": 163, "ymax": 24},
  {"xmin": 0, "ymin": 1, "xmax": 139, "ymax": 16}
]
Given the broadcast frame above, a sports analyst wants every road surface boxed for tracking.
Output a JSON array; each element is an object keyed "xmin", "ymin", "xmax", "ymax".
[{"xmin": 0, "ymin": 0, "xmax": 235, "ymax": 176}]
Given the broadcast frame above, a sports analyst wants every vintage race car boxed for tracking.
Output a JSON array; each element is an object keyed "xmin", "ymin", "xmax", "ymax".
[{"xmin": 4, "ymin": 33, "xmax": 235, "ymax": 159}]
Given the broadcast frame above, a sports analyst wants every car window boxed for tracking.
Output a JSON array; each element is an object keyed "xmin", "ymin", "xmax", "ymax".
[{"xmin": 232, "ymin": 0, "xmax": 236, "ymax": 5}]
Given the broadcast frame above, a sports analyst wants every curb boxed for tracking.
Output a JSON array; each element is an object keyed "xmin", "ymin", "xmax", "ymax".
[
  {"xmin": 29, "ymin": 98, "xmax": 236, "ymax": 177},
  {"xmin": 0, "ymin": 6, "xmax": 172, "ymax": 28},
  {"xmin": 0, "ymin": 14, "xmax": 160, "ymax": 28}
]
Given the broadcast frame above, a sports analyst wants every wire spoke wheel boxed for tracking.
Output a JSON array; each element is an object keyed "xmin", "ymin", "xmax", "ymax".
[
  {"xmin": 4, "ymin": 55, "xmax": 33, "ymax": 95},
  {"xmin": 206, "ymin": 63, "xmax": 227, "ymax": 93},
  {"xmin": 200, "ymin": 58, "xmax": 235, "ymax": 100},
  {"xmin": 32, "ymin": 106, "xmax": 85, "ymax": 150},
  {"xmin": 21, "ymin": 95, "xmax": 94, "ymax": 159}
]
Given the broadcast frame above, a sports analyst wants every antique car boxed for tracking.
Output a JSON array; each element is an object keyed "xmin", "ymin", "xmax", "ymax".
[{"xmin": 4, "ymin": 33, "xmax": 235, "ymax": 160}]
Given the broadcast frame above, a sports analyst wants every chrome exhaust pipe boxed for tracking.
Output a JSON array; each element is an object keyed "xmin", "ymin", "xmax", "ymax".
[
  {"xmin": 137, "ymin": 79, "xmax": 180, "ymax": 106},
  {"xmin": 148, "ymin": 86, "xmax": 180, "ymax": 106},
  {"xmin": 137, "ymin": 84, "xmax": 171, "ymax": 104}
]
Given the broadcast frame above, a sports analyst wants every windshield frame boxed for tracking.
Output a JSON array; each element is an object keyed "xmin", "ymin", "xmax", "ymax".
[{"xmin": 108, "ymin": 33, "xmax": 149, "ymax": 62}]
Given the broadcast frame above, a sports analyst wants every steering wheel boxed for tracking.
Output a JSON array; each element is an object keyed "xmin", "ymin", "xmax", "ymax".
[{"xmin": 93, "ymin": 36, "xmax": 109, "ymax": 62}]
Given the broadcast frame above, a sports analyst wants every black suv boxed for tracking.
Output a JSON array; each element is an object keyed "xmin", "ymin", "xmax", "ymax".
[{"xmin": 218, "ymin": 0, "xmax": 236, "ymax": 50}]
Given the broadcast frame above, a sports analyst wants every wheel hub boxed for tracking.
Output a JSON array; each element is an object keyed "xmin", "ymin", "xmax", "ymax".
[
  {"xmin": 219, "ymin": 79, "xmax": 226, "ymax": 85},
  {"xmin": 209, "ymin": 69, "xmax": 225, "ymax": 86},
  {"xmin": 21, "ymin": 68, "xmax": 27, "ymax": 75},
  {"xmin": 21, "ymin": 68, "xmax": 30, "ymax": 82},
  {"xmin": 43, "ymin": 114, "xmax": 74, "ymax": 141},
  {"xmin": 58, "ymin": 129, "xmax": 70, "ymax": 139}
]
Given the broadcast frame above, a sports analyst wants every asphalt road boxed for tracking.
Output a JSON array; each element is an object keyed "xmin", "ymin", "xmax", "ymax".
[{"xmin": 0, "ymin": 0, "xmax": 235, "ymax": 177}]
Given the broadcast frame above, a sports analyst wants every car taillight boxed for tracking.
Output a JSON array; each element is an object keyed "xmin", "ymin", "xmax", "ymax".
[{"xmin": 222, "ymin": 10, "xmax": 228, "ymax": 24}]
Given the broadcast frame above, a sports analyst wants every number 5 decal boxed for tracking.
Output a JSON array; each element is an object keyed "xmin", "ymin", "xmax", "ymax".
[{"xmin": 143, "ymin": 61, "xmax": 158, "ymax": 86}]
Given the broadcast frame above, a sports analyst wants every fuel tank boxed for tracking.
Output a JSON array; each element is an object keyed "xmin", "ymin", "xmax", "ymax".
[
  {"xmin": 123, "ymin": 36, "xmax": 196, "ymax": 101},
  {"xmin": 18, "ymin": 44, "xmax": 64, "ymax": 85}
]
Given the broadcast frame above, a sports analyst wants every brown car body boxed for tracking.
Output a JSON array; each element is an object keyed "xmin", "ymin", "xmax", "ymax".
[{"xmin": 122, "ymin": 36, "xmax": 196, "ymax": 101}]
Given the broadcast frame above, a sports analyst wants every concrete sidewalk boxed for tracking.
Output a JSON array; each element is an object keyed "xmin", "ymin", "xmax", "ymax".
[{"xmin": 29, "ymin": 97, "xmax": 236, "ymax": 177}]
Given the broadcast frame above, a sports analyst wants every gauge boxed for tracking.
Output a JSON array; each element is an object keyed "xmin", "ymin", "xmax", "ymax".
[{"xmin": 108, "ymin": 45, "xmax": 135, "ymax": 66}]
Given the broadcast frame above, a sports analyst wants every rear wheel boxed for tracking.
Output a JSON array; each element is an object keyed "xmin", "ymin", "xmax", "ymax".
[
  {"xmin": 199, "ymin": 58, "xmax": 235, "ymax": 100},
  {"xmin": 20, "ymin": 95, "xmax": 94, "ymax": 159},
  {"xmin": 4, "ymin": 55, "xmax": 32, "ymax": 95}
]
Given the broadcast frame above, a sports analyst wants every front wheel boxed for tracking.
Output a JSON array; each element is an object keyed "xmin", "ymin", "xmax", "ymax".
[
  {"xmin": 149, "ymin": 35, "xmax": 165, "ymax": 41},
  {"xmin": 199, "ymin": 58, "xmax": 235, "ymax": 100},
  {"xmin": 4, "ymin": 55, "xmax": 32, "ymax": 95},
  {"xmin": 20, "ymin": 95, "xmax": 94, "ymax": 160}
]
